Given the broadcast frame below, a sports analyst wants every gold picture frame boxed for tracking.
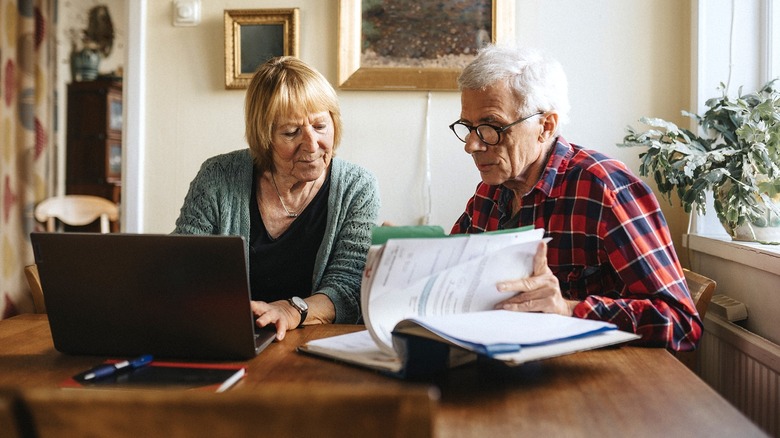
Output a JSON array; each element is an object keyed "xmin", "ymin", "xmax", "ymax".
[
  {"xmin": 338, "ymin": 0, "xmax": 515, "ymax": 91},
  {"xmin": 224, "ymin": 9, "xmax": 299, "ymax": 89}
]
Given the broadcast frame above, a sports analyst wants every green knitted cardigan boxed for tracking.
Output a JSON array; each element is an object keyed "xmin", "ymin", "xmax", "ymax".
[{"xmin": 173, "ymin": 149, "xmax": 380, "ymax": 323}]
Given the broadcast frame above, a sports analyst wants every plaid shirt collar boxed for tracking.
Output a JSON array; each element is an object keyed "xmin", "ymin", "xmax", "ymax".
[
  {"xmin": 493, "ymin": 136, "xmax": 573, "ymax": 227},
  {"xmin": 536, "ymin": 136, "xmax": 574, "ymax": 198},
  {"xmin": 497, "ymin": 136, "xmax": 574, "ymax": 203}
]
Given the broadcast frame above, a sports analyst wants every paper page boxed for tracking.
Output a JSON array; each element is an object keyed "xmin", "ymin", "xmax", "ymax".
[
  {"xmin": 365, "ymin": 232, "xmax": 544, "ymax": 355},
  {"xmin": 457, "ymin": 228, "xmax": 545, "ymax": 264},
  {"xmin": 298, "ymin": 330, "xmax": 402, "ymax": 373},
  {"xmin": 373, "ymin": 237, "xmax": 469, "ymax": 288},
  {"xmin": 362, "ymin": 237, "xmax": 466, "ymax": 354},
  {"xmin": 360, "ymin": 244, "xmax": 385, "ymax": 323}
]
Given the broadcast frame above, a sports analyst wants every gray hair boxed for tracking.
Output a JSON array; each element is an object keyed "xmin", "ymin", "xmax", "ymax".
[{"xmin": 458, "ymin": 45, "xmax": 570, "ymax": 126}]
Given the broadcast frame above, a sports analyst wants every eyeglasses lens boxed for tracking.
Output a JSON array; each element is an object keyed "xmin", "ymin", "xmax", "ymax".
[
  {"xmin": 452, "ymin": 123, "xmax": 500, "ymax": 145},
  {"xmin": 451, "ymin": 123, "xmax": 471, "ymax": 142},
  {"xmin": 476, "ymin": 126, "xmax": 499, "ymax": 145}
]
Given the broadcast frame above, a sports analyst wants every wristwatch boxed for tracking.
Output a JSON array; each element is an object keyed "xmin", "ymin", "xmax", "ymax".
[{"xmin": 288, "ymin": 296, "xmax": 308, "ymax": 328}]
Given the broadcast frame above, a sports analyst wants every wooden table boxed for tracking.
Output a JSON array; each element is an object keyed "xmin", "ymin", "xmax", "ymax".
[{"xmin": 0, "ymin": 314, "xmax": 766, "ymax": 437}]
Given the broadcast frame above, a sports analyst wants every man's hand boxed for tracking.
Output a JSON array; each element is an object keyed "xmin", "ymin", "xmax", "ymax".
[{"xmin": 494, "ymin": 241, "xmax": 578, "ymax": 316}]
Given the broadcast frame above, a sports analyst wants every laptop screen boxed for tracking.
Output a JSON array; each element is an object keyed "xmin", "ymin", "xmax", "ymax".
[{"xmin": 31, "ymin": 232, "xmax": 273, "ymax": 360}]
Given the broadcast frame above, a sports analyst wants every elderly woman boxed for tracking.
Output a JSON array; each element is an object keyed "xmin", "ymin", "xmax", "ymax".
[
  {"xmin": 449, "ymin": 45, "xmax": 701, "ymax": 351},
  {"xmin": 174, "ymin": 57, "xmax": 380, "ymax": 340}
]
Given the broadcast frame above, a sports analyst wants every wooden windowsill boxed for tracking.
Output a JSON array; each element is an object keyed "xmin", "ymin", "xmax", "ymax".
[{"xmin": 684, "ymin": 234, "xmax": 780, "ymax": 276}]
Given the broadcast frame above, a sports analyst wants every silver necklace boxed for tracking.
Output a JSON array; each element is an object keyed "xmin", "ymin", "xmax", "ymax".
[{"xmin": 270, "ymin": 172, "xmax": 314, "ymax": 218}]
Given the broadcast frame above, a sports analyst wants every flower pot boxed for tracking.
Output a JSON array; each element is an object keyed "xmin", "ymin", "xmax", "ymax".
[
  {"xmin": 721, "ymin": 196, "xmax": 780, "ymax": 244},
  {"xmin": 70, "ymin": 48, "xmax": 100, "ymax": 81}
]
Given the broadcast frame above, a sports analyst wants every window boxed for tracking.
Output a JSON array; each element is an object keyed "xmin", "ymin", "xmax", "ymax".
[{"xmin": 690, "ymin": 0, "xmax": 778, "ymax": 237}]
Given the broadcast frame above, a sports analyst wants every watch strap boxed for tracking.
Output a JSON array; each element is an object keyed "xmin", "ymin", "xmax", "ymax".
[{"xmin": 288, "ymin": 297, "xmax": 308, "ymax": 328}]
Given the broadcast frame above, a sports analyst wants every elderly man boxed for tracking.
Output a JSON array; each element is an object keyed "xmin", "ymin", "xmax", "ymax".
[{"xmin": 449, "ymin": 45, "xmax": 701, "ymax": 351}]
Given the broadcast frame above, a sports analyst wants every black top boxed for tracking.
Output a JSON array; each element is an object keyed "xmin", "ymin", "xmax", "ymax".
[{"xmin": 248, "ymin": 169, "xmax": 330, "ymax": 302}]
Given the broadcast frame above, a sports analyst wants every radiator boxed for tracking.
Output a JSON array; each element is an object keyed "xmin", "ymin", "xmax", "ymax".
[{"xmin": 697, "ymin": 313, "xmax": 780, "ymax": 437}]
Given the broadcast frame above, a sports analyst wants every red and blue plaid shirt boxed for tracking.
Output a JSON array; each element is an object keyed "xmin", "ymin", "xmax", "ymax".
[{"xmin": 451, "ymin": 137, "xmax": 702, "ymax": 351}]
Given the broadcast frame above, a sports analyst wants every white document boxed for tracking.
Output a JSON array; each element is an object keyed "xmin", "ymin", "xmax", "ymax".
[
  {"xmin": 301, "ymin": 315, "xmax": 639, "ymax": 372},
  {"xmin": 362, "ymin": 228, "xmax": 546, "ymax": 354},
  {"xmin": 300, "ymin": 227, "xmax": 640, "ymax": 374},
  {"xmin": 300, "ymin": 330, "xmax": 403, "ymax": 373}
]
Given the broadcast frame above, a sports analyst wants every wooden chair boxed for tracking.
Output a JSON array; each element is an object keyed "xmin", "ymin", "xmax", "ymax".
[
  {"xmin": 0, "ymin": 387, "xmax": 32, "ymax": 438},
  {"xmin": 20, "ymin": 384, "xmax": 438, "ymax": 438},
  {"xmin": 23, "ymin": 264, "xmax": 45, "ymax": 314},
  {"xmin": 27, "ymin": 195, "xmax": 118, "ymax": 313},
  {"xmin": 683, "ymin": 268, "xmax": 716, "ymax": 321},
  {"xmin": 0, "ymin": 400, "xmax": 16, "ymax": 438},
  {"xmin": 676, "ymin": 268, "xmax": 717, "ymax": 371},
  {"xmin": 34, "ymin": 195, "xmax": 119, "ymax": 233}
]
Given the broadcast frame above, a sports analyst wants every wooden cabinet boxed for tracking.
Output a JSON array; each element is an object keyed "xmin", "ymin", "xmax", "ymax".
[{"xmin": 66, "ymin": 80, "xmax": 122, "ymax": 230}]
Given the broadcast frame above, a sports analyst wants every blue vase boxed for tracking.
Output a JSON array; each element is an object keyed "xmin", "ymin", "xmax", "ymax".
[{"xmin": 70, "ymin": 49, "xmax": 100, "ymax": 81}]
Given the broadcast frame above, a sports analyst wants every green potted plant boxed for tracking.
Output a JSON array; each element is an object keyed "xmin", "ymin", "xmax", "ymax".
[{"xmin": 619, "ymin": 79, "xmax": 780, "ymax": 243}]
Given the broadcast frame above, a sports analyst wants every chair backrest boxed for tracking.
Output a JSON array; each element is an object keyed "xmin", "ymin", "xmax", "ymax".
[
  {"xmin": 676, "ymin": 269, "xmax": 717, "ymax": 371},
  {"xmin": 23, "ymin": 264, "xmax": 45, "ymax": 314},
  {"xmin": 20, "ymin": 384, "xmax": 438, "ymax": 438},
  {"xmin": 683, "ymin": 268, "xmax": 716, "ymax": 320},
  {"xmin": 26, "ymin": 195, "xmax": 120, "ymax": 313},
  {"xmin": 0, "ymin": 388, "xmax": 23, "ymax": 438},
  {"xmin": 34, "ymin": 195, "xmax": 119, "ymax": 233}
]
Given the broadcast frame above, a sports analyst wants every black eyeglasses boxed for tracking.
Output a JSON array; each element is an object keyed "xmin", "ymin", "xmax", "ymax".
[{"xmin": 449, "ymin": 112, "xmax": 543, "ymax": 145}]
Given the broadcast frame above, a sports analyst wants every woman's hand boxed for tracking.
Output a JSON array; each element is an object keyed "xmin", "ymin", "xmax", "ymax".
[
  {"xmin": 494, "ymin": 241, "xmax": 578, "ymax": 316},
  {"xmin": 251, "ymin": 300, "xmax": 301, "ymax": 341},
  {"xmin": 250, "ymin": 294, "xmax": 336, "ymax": 341}
]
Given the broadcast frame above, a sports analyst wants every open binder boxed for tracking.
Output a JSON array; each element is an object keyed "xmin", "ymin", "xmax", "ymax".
[{"xmin": 299, "ymin": 226, "xmax": 639, "ymax": 378}]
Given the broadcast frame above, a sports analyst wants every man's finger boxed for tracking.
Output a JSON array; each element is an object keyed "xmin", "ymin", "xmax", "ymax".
[{"xmin": 533, "ymin": 241, "xmax": 548, "ymax": 276}]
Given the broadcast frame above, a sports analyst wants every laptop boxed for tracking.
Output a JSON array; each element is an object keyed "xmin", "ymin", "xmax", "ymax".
[{"xmin": 30, "ymin": 232, "xmax": 276, "ymax": 361}]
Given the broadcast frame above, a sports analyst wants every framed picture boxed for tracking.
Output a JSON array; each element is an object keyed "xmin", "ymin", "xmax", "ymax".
[
  {"xmin": 224, "ymin": 9, "xmax": 300, "ymax": 89},
  {"xmin": 338, "ymin": 0, "xmax": 515, "ymax": 91}
]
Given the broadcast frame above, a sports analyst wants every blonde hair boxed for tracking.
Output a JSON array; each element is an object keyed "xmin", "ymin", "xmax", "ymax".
[{"xmin": 245, "ymin": 57, "xmax": 342, "ymax": 172}]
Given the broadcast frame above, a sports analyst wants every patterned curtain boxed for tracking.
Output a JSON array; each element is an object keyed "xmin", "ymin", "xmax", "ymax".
[{"xmin": 0, "ymin": 0, "xmax": 58, "ymax": 318}]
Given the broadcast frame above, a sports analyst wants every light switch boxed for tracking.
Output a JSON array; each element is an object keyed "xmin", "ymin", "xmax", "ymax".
[{"xmin": 173, "ymin": 0, "xmax": 201, "ymax": 27}]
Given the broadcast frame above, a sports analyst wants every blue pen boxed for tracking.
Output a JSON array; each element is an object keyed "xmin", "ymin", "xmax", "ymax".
[{"xmin": 82, "ymin": 354, "xmax": 153, "ymax": 381}]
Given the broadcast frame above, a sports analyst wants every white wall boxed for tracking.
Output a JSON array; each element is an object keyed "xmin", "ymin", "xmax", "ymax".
[{"xmin": 139, "ymin": 0, "xmax": 691, "ymax": 257}]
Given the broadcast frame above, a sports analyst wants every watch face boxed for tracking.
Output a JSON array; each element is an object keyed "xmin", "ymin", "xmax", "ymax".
[{"xmin": 291, "ymin": 296, "xmax": 308, "ymax": 311}]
